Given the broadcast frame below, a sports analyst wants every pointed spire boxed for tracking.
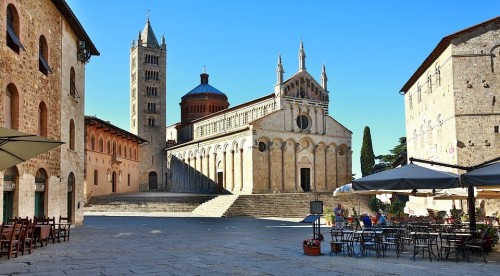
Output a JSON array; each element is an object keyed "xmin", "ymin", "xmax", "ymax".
[
  {"xmin": 276, "ymin": 54, "xmax": 284, "ymax": 85},
  {"xmin": 299, "ymin": 40, "xmax": 306, "ymax": 72},
  {"xmin": 141, "ymin": 18, "xmax": 160, "ymax": 48},
  {"xmin": 321, "ymin": 64, "xmax": 328, "ymax": 91}
]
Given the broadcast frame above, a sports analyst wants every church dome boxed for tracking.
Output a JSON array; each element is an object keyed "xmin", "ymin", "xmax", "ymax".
[{"xmin": 180, "ymin": 72, "xmax": 229, "ymax": 124}]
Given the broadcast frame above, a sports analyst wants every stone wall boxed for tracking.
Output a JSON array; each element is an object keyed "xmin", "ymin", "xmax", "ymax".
[{"xmin": 0, "ymin": 0, "xmax": 91, "ymax": 225}]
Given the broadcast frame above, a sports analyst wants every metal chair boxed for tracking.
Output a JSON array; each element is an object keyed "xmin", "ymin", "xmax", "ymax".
[{"xmin": 465, "ymin": 225, "xmax": 491, "ymax": 263}]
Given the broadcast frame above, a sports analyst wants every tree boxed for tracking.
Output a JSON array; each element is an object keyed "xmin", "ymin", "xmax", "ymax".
[
  {"xmin": 360, "ymin": 126, "xmax": 375, "ymax": 176},
  {"xmin": 374, "ymin": 137, "xmax": 407, "ymax": 172}
]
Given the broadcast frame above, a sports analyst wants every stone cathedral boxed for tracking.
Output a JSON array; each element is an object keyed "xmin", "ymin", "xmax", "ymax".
[{"xmin": 165, "ymin": 40, "xmax": 353, "ymax": 194}]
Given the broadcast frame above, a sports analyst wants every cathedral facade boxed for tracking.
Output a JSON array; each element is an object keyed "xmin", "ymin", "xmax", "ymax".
[{"xmin": 166, "ymin": 42, "xmax": 352, "ymax": 194}]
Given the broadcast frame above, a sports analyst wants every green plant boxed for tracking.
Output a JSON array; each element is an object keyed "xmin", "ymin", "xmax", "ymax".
[
  {"xmin": 450, "ymin": 207, "xmax": 463, "ymax": 219},
  {"xmin": 437, "ymin": 211, "xmax": 447, "ymax": 220},
  {"xmin": 477, "ymin": 224, "xmax": 499, "ymax": 244},
  {"xmin": 368, "ymin": 196, "xmax": 389, "ymax": 213},
  {"xmin": 351, "ymin": 207, "xmax": 358, "ymax": 218},
  {"xmin": 389, "ymin": 200, "xmax": 405, "ymax": 218}
]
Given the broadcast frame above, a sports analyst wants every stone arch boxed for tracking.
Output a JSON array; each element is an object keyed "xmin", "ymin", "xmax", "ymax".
[
  {"xmin": 269, "ymin": 138, "xmax": 284, "ymax": 192},
  {"xmin": 336, "ymin": 144, "xmax": 349, "ymax": 186}
]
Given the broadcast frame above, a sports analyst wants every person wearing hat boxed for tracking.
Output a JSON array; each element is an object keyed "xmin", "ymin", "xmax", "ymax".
[{"xmin": 362, "ymin": 212, "xmax": 372, "ymax": 228}]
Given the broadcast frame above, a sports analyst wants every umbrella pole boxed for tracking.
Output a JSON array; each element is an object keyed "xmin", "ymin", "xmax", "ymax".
[{"xmin": 467, "ymin": 185, "xmax": 476, "ymax": 230}]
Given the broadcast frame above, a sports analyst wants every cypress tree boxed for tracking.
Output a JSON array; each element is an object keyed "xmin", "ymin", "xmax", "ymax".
[{"xmin": 360, "ymin": 126, "xmax": 375, "ymax": 176}]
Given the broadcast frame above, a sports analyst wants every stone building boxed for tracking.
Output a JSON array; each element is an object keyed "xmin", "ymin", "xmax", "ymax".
[
  {"xmin": 166, "ymin": 42, "xmax": 352, "ymax": 194},
  {"xmin": 130, "ymin": 19, "xmax": 167, "ymax": 191},
  {"xmin": 84, "ymin": 116, "xmax": 147, "ymax": 200},
  {"xmin": 0, "ymin": 0, "xmax": 98, "ymax": 225},
  {"xmin": 400, "ymin": 16, "xmax": 500, "ymax": 214},
  {"xmin": 401, "ymin": 16, "xmax": 500, "ymax": 171}
]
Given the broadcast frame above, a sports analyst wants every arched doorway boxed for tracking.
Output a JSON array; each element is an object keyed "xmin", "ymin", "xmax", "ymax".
[
  {"xmin": 148, "ymin": 171, "xmax": 158, "ymax": 190},
  {"xmin": 300, "ymin": 168, "xmax": 311, "ymax": 192},
  {"xmin": 67, "ymin": 172, "xmax": 74, "ymax": 222},
  {"xmin": 3, "ymin": 166, "xmax": 18, "ymax": 222},
  {"xmin": 112, "ymin": 171, "xmax": 117, "ymax": 193},
  {"xmin": 35, "ymin": 168, "xmax": 48, "ymax": 217},
  {"xmin": 217, "ymin": 161, "xmax": 224, "ymax": 193}
]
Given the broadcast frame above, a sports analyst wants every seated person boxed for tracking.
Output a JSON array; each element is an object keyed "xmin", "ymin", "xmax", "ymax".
[
  {"xmin": 362, "ymin": 213, "xmax": 372, "ymax": 228},
  {"xmin": 376, "ymin": 212, "xmax": 387, "ymax": 226}
]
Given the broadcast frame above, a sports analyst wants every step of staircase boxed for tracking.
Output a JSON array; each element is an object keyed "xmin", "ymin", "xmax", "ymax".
[{"xmin": 192, "ymin": 195, "xmax": 240, "ymax": 217}]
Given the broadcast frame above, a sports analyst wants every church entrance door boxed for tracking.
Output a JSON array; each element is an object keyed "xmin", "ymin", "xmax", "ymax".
[
  {"xmin": 300, "ymin": 168, "xmax": 311, "ymax": 192},
  {"xmin": 149, "ymin": 171, "xmax": 158, "ymax": 190},
  {"xmin": 217, "ymin": 172, "xmax": 224, "ymax": 193},
  {"xmin": 112, "ymin": 172, "xmax": 117, "ymax": 193}
]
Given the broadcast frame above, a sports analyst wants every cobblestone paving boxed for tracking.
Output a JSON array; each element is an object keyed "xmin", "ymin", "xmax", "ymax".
[{"xmin": 1, "ymin": 215, "xmax": 499, "ymax": 275}]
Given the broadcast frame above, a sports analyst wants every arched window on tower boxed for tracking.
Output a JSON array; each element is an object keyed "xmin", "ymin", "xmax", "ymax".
[
  {"xmin": 38, "ymin": 102, "xmax": 48, "ymax": 137},
  {"xmin": 5, "ymin": 83, "xmax": 19, "ymax": 129},
  {"xmin": 39, "ymin": 35, "xmax": 52, "ymax": 75},
  {"xmin": 70, "ymin": 67, "xmax": 76, "ymax": 97},
  {"xmin": 90, "ymin": 134, "xmax": 95, "ymax": 150},
  {"xmin": 6, "ymin": 4, "xmax": 24, "ymax": 53},
  {"xmin": 69, "ymin": 119, "xmax": 75, "ymax": 150}
]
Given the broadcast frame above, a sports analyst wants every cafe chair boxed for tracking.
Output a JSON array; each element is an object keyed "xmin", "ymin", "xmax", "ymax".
[
  {"xmin": 464, "ymin": 225, "xmax": 491, "ymax": 263},
  {"xmin": 20, "ymin": 222, "xmax": 35, "ymax": 255},
  {"xmin": 47, "ymin": 217, "xmax": 59, "ymax": 243},
  {"xmin": 360, "ymin": 229, "xmax": 382, "ymax": 258},
  {"xmin": 382, "ymin": 229, "xmax": 402, "ymax": 258},
  {"xmin": 439, "ymin": 230, "xmax": 467, "ymax": 262},
  {"xmin": 56, "ymin": 216, "xmax": 71, "ymax": 241},
  {"xmin": 330, "ymin": 228, "xmax": 348, "ymax": 257},
  {"xmin": 411, "ymin": 231, "xmax": 439, "ymax": 262},
  {"xmin": 0, "ymin": 222, "xmax": 22, "ymax": 259}
]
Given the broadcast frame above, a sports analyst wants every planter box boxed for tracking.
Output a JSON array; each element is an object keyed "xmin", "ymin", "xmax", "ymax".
[{"xmin": 303, "ymin": 245, "xmax": 321, "ymax": 256}]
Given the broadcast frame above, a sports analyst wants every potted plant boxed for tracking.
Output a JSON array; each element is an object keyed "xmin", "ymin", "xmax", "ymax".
[
  {"xmin": 302, "ymin": 238, "xmax": 321, "ymax": 256},
  {"xmin": 323, "ymin": 207, "xmax": 333, "ymax": 226}
]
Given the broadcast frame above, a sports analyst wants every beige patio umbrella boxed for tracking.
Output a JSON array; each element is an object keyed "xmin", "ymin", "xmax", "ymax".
[{"xmin": 0, "ymin": 127, "xmax": 63, "ymax": 171}]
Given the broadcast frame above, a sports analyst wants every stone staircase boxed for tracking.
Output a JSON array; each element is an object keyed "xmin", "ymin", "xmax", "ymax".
[
  {"xmin": 85, "ymin": 193, "xmax": 216, "ymax": 213},
  {"xmin": 192, "ymin": 195, "xmax": 240, "ymax": 217},
  {"xmin": 84, "ymin": 192, "xmax": 370, "ymax": 218},
  {"xmin": 223, "ymin": 193, "xmax": 336, "ymax": 218}
]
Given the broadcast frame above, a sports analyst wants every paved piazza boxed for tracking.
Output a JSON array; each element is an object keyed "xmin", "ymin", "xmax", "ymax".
[{"xmin": 1, "ymin": 215, "xmax": 499, "ymax": 275}]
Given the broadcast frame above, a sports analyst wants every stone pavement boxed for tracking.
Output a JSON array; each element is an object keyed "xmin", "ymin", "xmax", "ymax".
[{"xmin": 1, "ymin": 214, "xmax": 500, "ymax": 275}]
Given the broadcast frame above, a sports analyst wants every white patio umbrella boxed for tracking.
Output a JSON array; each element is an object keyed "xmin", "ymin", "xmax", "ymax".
[{"xmin": 0, "ymin": 127, "xmax": 63, "ymax": 171}]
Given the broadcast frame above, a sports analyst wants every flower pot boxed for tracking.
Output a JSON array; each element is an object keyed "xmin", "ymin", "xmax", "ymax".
[{"xmin": 303, "ymin": 245, "xmax": 321, "ymax": 256}]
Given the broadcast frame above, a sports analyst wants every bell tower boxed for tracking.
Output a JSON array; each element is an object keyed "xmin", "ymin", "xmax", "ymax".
[{"xmin": 130, "ymin": 18, "xmax": 167, "ymax": 190}]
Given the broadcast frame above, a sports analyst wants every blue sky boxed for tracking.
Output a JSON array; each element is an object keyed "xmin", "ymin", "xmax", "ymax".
[{"xmin": 67, "ymin": 0, "xmax": 499, "ymax": 178}]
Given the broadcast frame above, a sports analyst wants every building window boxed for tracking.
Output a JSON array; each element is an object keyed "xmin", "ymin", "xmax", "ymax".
[
  {"xmin": 91, "ymin": 135, "xmax": 96, "ymax": 150},
  {"xmin": 296, "ymin": 115, "xmax": 309, "ymax": 130},
  {"xmin": 495, "ymin": 126, "xmax": 499, "ymax": 134},
  {"xmin": 94, "ymin": 170, "xmax": 98, "ymax": 185},
  {"xmin": 70, "ymin": 67, "xmax": 76, "ymax": 97},
  {"xmin": 112, "ymin": 142, "xmax": 116, "ymax": 155},
  {"xmin": 98, "ymin": 138, "xmax": 103, "ymax": 152},
  {"xmin": 106, "ymin": 139, "xmax": 111, "ymax": 154},
  {"xmin": 128, "ymin": 174, "xmax": 131, "ymax": 186},
  {"xmin": 6, "ymin": 4, "xmax": 24, "ymax": 53},
  {"xmin": 258, "ymin": 142, "xmax": 267, "ymax": 152},
  {"xmin": 417, "ymin": 84, "xmax": 422, "ymax": 103},
  {"xmin": 38, "ymin": 102, "xmax": 48, "ymax": 137},
  {"xmin": 5, "ymin": 83, "xmax": 19, "ymax": 129},
  {"xmin": 39, "ymin": 35, "xmax": 52, "ymax": 75},
  {"xmin": 69, "ymin": 119, "xmax": 75, "ymax": 150},
  {"xmin": 148, "ymin": 117, "xmax": 155, "ymax": 127}
]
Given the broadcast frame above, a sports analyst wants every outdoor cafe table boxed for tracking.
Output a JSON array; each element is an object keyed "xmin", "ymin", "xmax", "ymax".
[
  {"xmin": 34, "ymin": 224, "xmax": 53, "ymax": 247},
  {"xmin": 341, "ymin": 229, "xmax": 384, "ymax": 257}
]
